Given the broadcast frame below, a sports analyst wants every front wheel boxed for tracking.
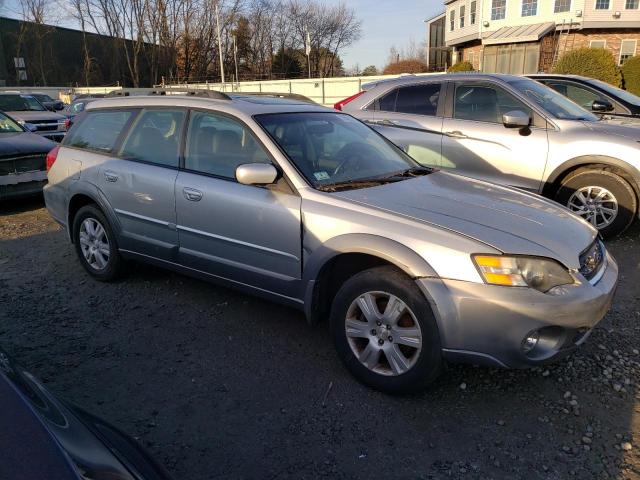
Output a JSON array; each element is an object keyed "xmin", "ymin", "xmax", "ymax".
[
  {"xmin": 556, "ymin": 170, "xmax": 637, "ymax": 238},
  {"xmin": 330, "ymin": 266, "xmax": 442, "ymax": 394}
]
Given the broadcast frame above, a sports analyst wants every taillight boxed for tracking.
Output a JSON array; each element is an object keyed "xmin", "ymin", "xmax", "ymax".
[
  {"xmin": 46, "ymin": 145, "xmax": 61, "ymax": 171},
  {"xmin": 334, "ymin": 91, "xmax": 365, "ymax": 111}
]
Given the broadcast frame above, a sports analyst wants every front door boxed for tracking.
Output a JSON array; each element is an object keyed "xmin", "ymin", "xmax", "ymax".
[
  {"xmin": 175, "ymin": 110, "xmax": 302, "ymax": 299},
  {"xmin": 440, "ymin": 81, "xmax": 549, "ymax": 192}
]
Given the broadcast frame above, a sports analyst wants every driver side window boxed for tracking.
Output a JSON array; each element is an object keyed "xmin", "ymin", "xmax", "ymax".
[
  {"xmin": 546, "ymin": 82, "xmax": 605, "ymax": 110},
  {"xmin": 454, "ymin": 84, "xmax": 532, "ymax": 124}
]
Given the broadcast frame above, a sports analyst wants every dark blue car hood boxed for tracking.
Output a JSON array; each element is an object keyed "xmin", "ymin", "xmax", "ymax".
[{"xmin": 0, "ymin": 132, "xmax": 55, "ymax": 157}]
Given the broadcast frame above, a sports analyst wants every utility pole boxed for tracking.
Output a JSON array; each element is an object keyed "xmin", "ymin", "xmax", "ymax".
[
  {"xmin": 305, "ymin": 28, "xmax": 311, "ymax": 79},
  {"xmin": 233, "ymin": 34, "xmax": 239, "ymax": 89},
  {"xmin": 215, "ymin": 2, "xmax": 225, "ymax": 87}
]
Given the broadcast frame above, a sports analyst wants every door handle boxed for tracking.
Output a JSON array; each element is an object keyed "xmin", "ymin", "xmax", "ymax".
[
  {"xmin": 183, "ymin": 187, "xmax": 203, "ymax": 202},
  {"xmin": 444, "ymin": 130, "xmax": 468, "ymax": 139},
  {"xmin": 104, "ymin": 170, "xmax": 118, "ymax": 182}
]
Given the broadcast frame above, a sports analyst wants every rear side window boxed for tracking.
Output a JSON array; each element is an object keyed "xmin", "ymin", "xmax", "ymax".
[
  {"xmin": 369, "ymin": 89, "xmax": 398, "ymax": 112},
  {"xmin": 395, "ymin": 84, "xmax": 441, "ymax": 115},
  {"xmin": 65, "ymin": 110, "xmax": 134, "ymax": 153},
  {"xmin": 119, "ymin": 109, "xmax": 185, "ymax": 168}
]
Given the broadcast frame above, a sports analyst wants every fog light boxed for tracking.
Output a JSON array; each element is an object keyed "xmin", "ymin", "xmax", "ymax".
[{"xmin": 522, "ymin": 332, "xmax": 540, "ymax": 353}]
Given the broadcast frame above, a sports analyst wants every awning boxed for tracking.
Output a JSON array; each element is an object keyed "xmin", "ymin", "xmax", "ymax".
[{"xmin": 483, "ymin": 22, "xmax": 555, "ymax": 46}]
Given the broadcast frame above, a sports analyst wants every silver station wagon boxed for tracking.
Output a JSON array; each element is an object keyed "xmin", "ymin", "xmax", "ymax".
[{"xmin": 44, "ymin": 92, "xmax": 618, "ymax": 393}]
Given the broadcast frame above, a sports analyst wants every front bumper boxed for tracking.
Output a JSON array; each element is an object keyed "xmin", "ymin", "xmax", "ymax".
[
  {"xmin": 417, "ymin": 251, "xmax": 618, "ymax": 368},
  {"xmin": 0, "ymin": 170, "xmax": 47, "ymax": 200}
]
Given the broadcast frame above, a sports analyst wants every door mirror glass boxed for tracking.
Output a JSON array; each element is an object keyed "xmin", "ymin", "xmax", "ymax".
[
  {"xmin": 502, "ymin": 110, "xmax": 530, "ymax": 128},
  {"xmin": 591, "ymin": 99, "xmax": 614, "ymax": 113},
  {"xmin": 236, "ymin": 163, "xmax": 278, "ymax": 186}
]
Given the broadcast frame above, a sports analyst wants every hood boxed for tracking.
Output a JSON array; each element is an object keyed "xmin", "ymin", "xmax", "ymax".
[
  {"xmin": 333, "ymin": 172, "xmax": 597, "ymax": 269},
  {"xmin": 6, "ymin": 110, "xmax": 66, "ymax": 122},
  {"xmin": 0, "ymin": 131, "xmax": 56, "ymax": 157},
  {"xmin": 583, "ymin": 118, "xmax": 640, "ymax": 141}
]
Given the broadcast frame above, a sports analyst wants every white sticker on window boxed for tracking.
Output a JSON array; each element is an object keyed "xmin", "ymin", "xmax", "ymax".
[{"xmin": 314, "ymin": 171, "xmax": 330, "ymax": 181}]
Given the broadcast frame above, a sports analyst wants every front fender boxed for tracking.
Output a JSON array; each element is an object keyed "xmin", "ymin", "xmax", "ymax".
[{"xmin": 302, "ymin": 233, "xmax": 439, "ymax": 322}]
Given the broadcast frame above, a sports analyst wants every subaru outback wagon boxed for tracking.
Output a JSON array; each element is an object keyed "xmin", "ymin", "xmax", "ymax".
[
  {"xmin": 338, "ymin": 73, "xmax": 640, "ymax": 238},
  {"xmin": 44, "ymin": 92, "xmax": 617, "ymax": 393}
]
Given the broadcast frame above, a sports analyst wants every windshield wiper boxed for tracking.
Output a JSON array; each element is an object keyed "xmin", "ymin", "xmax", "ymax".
[
  {"xmin": 317, "ymin": 177, "xmax": 402, "ymax": 192},
  {"xmin": 381, "ymin": 165, "xmax": 433, "ymax": 180}
]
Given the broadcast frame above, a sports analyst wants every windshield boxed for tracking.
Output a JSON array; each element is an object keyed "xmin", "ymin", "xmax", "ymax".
[
  {"xmin": 0, "ymin": 113, "xmax": 23, "ymax": 133},
  {"xmin": 33, "ymin": 93, "xmax": 54, "ymax": 103},
  {"xmin": 0, "ymin": 95, "xmax": 46, "ymax": 112},
  {"xmin": 588, "ymin": 78, "xmax": 640, "ymax": 107},
  {"xmin": 255, "ymin": 112, "xmax": 419, "ymax": 190},
  {"xmin": 507, "ymin": 79, "xmax": 599, "ymax": 121}
]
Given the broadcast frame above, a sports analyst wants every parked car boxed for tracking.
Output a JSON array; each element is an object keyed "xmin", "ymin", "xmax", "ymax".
[
  {"xmin": 64, "ymin": 97, "xmax": 99, "ymax": 124},
  {"xmin": 338, "ymin": 73, "xmax": 640, "ymax": 237},
  {"xmin": 528, "ymin": 74, "xmax": 640, "ymax": 119},
  {"xmin": 30, "ymin": 92, "xmax": 66, "ymax": 112},
  {"xmin": 44, "ymin": 93, "xmax": 617, "ymax": 393},
  {"xmin": 0, "ymin": 93, "xmax": 67, "ymax": 142},
  {"xmin": 0, "ymin": 111, "xmax": 56, "ymax": 200},
  {"xmin": 0, "ymin": 346, "xmax": 173, "ymax": 480}
]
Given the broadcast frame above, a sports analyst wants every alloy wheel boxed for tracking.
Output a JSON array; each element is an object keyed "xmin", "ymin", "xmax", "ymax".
[
  {"xmin": 344, "ymin": 291, "xmax": 422, "ymax": 376},
  {"xmin": 567, "ymin": 186, "xmax": 618, "ymax": 229},
  {"xmin": 78, "ymin": 218, "xmax": 110, "ymax": 270}
]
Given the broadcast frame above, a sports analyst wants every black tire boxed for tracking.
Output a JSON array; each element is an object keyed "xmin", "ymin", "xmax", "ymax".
[
  {"xmin": 556, "ymin": 170, "xmax": 637, "ymax": 238},
  {"xmin": 329, "ymin": 266, "xmax": 442, "ymax": 394},
  {"xmin": 72, "ymin": 204, "xmax": 125, "ymax": 281}
]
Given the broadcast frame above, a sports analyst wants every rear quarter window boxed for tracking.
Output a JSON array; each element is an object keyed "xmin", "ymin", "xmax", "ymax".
[{"xmin": 64, "ymin": 110, "xmax": 135, "ymax": 153}]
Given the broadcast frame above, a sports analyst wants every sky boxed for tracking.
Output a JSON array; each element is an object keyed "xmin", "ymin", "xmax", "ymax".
[
  {"xmin": 327, "ymin": 0, "xmax": 444, "ymax": 70},
  {"xmin": 0, "ymin": 0, "xmax": 444, "ymax": 70}
]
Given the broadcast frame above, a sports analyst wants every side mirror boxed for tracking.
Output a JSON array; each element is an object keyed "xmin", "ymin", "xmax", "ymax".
[
  {"xmin": 502, "ymin": 110, "xmax": 530, "ymax": 129},
  {"xmin": 236, "ymin": 163, "xmax": 278, "ymax": 186},
  {"xmin": 591, "ymin": 99, "xmax": 614, "ymax": 113},
  {"xmin": 23, "ymin": 123, "xmax": 38, "ymax": 132},
  {"xmin": 54, "ymin": 103, "xmax": 64, "ymax": 111}
]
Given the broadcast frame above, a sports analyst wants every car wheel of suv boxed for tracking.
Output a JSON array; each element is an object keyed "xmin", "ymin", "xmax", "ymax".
[
  {"xmin": 73, "ymin": 205, "xmax": 124, "ymax": 281},
  {"xmin": 556, "ymin": 170, "xmax": 637, "ymax": 238},
  {"xmin": 330, "ymin": 266, "xmax": 442, "ymax": 394}
]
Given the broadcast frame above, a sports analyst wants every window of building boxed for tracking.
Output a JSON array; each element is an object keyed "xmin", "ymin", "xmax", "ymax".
[
  {"xmin": 185, "ymin": 111, "xmax": 271, "ymax": 179},
  {"xmin": 589, "ymin": 40, "xmax": 606, "ymax": 49},
  {"xmin": 119, "ymin": 109, "xmax": 185, "ymax": 168},
  {"xmin": 626, "ymin": 0, "xmax": 639, "ymax": 9},
  {"xmin": 522, "ymin": 0, "xmax": 538, "ymax": 16},
  {"xmin": 491, "ymin": 0, "xmax": 506, "ymax": 20},
  {"xmin": 470, "ymin": 1, "xmax": 477, "ymax": 24},
  {"xmin": 595, "ymin": 0, "xmax": 610, "ymax": 9},
  {"xmin": 620, "ymin": 39, "xmax": 637, "ymax": 65},
  {"xmin": 65, "ymin": 110, "xmax": 134, "ymax": 153},
  {"xmin": 482, "ymin": 42, "xmax": 541, "ymax": 75},
  {"xmin": 450, "ymin": 10, "xmax": 455, "ymax": 31},
  {"xmin": 554, "ymin": 0, "xmax": 571, "ymax": 13},
  {"xmin": 460, "ymin": 5, "xmax": 466, "ymax": 28}
]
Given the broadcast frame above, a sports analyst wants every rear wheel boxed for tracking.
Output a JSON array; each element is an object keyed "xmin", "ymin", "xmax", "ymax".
[
  {"xmin": 330, "ymin": 266, "xmax": 442, "ymax": 394},
  {"xmin": 556, "ymin": 170, "xmax": 637, "ymax": 238},
  {"xmin": 72, "ymin": 205, "xmax": 124, "ymax": 281}
]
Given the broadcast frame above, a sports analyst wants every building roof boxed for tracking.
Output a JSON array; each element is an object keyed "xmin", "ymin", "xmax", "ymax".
[
  {"xmin": 424, "ymin": 11, "xmax": 445, "ymax": 24},
  {"xmin": 483, "ymin": 22, "xmax": 556, "ymax": 46}
]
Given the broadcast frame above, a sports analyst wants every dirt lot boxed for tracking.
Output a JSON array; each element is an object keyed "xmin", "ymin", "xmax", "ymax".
[{"xmin": 1, "ymin": 196, "xmax": 639, "ymax": 480}]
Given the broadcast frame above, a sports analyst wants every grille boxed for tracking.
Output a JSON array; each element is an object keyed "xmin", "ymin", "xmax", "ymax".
[
  {"xmin": 579, "ymin": 240, "xmax": 605, "ymax": 281},
  {"xmin": 0, "ymin": 154, "xmax": 46, "ymax": 176}
]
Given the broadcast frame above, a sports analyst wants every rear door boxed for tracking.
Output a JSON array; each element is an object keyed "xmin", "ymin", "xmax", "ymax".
[
  {"xmin": 175, "ymin": 110, "xmax": 302, "ymax": 299},
  {"xmin": 368, "ymin": 82, "xmax": 444, "ymax": 168},
  {"xmin": 440, "ymin": 81, "xmax": 549, "ymax": 191},
  {"xmin": 91, "ymin": 108, "xmax": 185, "ymax": 261}
]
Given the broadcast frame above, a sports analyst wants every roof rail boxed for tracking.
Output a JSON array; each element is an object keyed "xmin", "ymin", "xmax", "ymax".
[
  {"xmin": 106, "ymin": 88, "xmax": 231, "ymax": 100},
  {"xmin": 232, "ymin": 92, "xmax": 315, "ymax": 104}
]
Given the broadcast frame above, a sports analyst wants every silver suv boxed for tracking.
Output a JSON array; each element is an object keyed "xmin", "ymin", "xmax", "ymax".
[
  {"xmin": 338, "ymin": 73, "xmax": 640, "ymax": 237},
  {"xmin": 44, "ymin": 93, "xmax": 617, "ymax": 393}
]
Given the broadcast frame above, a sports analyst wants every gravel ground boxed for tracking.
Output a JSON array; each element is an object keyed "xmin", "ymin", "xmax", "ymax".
[{"xmin": 1, "ymin": 196, "xmax": 639, "ymax": 480}]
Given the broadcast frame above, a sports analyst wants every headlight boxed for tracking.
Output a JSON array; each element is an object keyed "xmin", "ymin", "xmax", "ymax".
[{"xmin": 473, "ymin": 255, "xmax": 574, "ymax": 292}]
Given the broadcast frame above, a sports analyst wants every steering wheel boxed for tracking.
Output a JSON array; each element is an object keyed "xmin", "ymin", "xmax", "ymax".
[{"xmin": 333, "ymin": 142, "xmax": 380, "ymax": 176}]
